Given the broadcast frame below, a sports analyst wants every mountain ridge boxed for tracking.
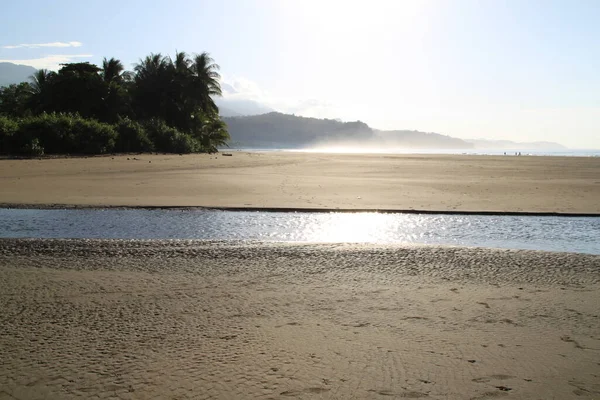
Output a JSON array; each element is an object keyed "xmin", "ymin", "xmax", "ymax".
[
  {"xmin": 0, "ymin": 62, "xmax": 37, "ymax": 87},
  {"xmin": 223, "ymin": 112, "xmax": 566, "ymax": 150}
]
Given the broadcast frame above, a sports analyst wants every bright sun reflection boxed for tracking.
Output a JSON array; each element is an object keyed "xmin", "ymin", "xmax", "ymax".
[{"xmin": 311, "ymin": 213, "xmax": 390, "ymax": 242}]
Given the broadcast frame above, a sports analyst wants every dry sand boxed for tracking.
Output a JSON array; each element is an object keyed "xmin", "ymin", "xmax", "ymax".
[
  {"xmin": 1, "ymin": 239, "xmax": 599, "ymax": 399},
  {"xmin": 1, "ymin": 152, "xmax": 599, "ymax": 213}
]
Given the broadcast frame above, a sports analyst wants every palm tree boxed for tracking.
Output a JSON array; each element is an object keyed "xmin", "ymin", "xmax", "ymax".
[
  {"xmin": 133, "ymin": 53, "xmax": 172, "ymax": 120},
  {"xmin": 170, "ymin": 51, "xmax": 193, "ymax": 125},
  {"xmin": 172, "ymin": 51, "xmax": 191, "ymax": 75},
  {"xmin": 28, "ymin": 69, "xmax": 56, "ymax": 113},
  {"xmin": 100, "ymin": 58, "xmax": 133, "ymax": 122},
  {"xmin": 196, "ymin": 114, "xmax": 230, "ymax": 153},
  {"xmin": 131, "ymin": 51, "xmax": 229, "ymax": 151},
  {"xmin": 191, "ymin": 52, "xmax": 222, "ymax": 113},
  {"xmin": 134, "ymin": 53, "xmax": 171, "ymax": 81},
  {"xmin": 101, "ymin": 57, "xmax": 125, "ymax": 84},
  {"xmin": 29, "ymin": 69, "xmax": 54, "ymax": 95}
]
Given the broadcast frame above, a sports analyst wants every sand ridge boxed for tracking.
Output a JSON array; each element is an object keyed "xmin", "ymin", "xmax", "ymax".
[
  {"xmin": 1, "ymin": 152, "xmax": 599, "ymax": 213},
  {"xmin": 1, "ymin": 239, "xmax": 599, "ymax": 399}
]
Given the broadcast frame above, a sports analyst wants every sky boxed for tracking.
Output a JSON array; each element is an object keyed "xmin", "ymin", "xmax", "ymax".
[{"xmin": 0, "ymin": 0, "xmax": 599, "ymax": 148}]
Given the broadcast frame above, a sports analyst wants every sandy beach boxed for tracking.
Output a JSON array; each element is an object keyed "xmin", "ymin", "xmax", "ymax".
[
  {"xmin": 1, "ymin": 152, "xmax": 599, "ymax": 213},
  {"xmin": 1, "ymin": 153, "xmax": 599, "ymax": 399},
  {"xmin": 0, "ymin": 239, "xmax": 599, "ymax": 399}
]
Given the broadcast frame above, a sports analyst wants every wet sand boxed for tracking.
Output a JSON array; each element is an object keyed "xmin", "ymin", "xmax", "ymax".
[
  {"xmin": 1, "ymin": 152, "xmax": 599, "ymax": 213},
  {"xmin": 1, "ymin": 239, "xmax": 599, "ymax": 399}
]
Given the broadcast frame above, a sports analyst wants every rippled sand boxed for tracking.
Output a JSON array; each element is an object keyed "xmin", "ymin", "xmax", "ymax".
[
  {"xmin": 1, "ymin": 240, "xmax": 599, "ymax": 399},
  {"xmin": 1, "ymin": 152, "xmax": 599, "ymax": 213}
]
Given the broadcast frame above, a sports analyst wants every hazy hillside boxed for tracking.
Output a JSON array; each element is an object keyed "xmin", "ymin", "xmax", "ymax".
[
  {"xmin": 376, "ymin": 130, "xmax": 472, "ymax": 149},
  {"xmin": 224, "ymin": 112, "xmax": 474, "ymax": 149},
  {"xmin": 224, "ymin": 112, "xmax": 372, "ymax": 148},
  {"xmin": 0, "ymin": 62, "xmax": 36, "ymax": 87},
  {"xmin": 218, "ymin": 106, "xmax": 243, "ymax": 117}
]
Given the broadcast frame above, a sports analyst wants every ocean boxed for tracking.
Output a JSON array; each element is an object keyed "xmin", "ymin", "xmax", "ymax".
[{"xmin": 232, "ymin": 147, "xmax": 600, "ymax": 157}]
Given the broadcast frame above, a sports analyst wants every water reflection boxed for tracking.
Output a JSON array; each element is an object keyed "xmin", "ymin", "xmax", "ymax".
[
  {"xmin": 304, "ymin": 213, "xmax": 390, "ymax": 242},
  {"xmin": 0, "ymin": 209, "xmax": 598, "ymax": 254}
]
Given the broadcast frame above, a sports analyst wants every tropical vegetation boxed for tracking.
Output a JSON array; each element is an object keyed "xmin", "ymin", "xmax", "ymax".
[{"xmin": 0, "ymin": 51, "xmax": 229, "ymax": 156}]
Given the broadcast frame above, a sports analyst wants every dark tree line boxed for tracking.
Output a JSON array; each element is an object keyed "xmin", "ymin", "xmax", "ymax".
[{"xmin": 0, "ymin": 51, "xmax": 229, "ymax": 155}]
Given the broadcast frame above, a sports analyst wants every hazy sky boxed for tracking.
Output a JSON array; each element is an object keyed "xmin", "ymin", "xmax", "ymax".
[{"xmin": 1, "ymin": 0, "xmax": 599, "ymax": 148}]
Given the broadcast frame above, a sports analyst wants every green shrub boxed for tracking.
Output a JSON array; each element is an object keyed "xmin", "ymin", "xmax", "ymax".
[
  {"xmin": 143, "ymin": 118, "xmax": 200, "ymax": 153},
  {"xmin": 12, "ymin": 113, "xmax": 116, "ymax": 155},
  {"xmin": 1, "ymin": 114, "xmax": 202, "ymax": 156},
  {"xmin": 114, "ymin": 117, "xmax": 154, "ymax": 152},
  {"xmin": 0, "ymin": 116, "xmax": 19, "ymax": 154},
  {"xmin": 16, "ymin": 113, "xmax": 75, "ymax": 153},
  {"xmin": 170, "ymin": 131, "xmax": 201, "ymax": 154},
  {"xmin": 21, "ymin": 137, "xmax": 44, "ymax": 156},
  {"xmin": 71, "ymin": 118, "xmax": 117, "ymax": 154}
]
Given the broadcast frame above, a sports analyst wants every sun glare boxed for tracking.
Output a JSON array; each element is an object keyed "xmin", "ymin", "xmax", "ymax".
[
  {"xmin": 311, "ymin": 213, "xmax": 390, "ymax": 242},
  {"xmin": 293, "ymin": 147, "xmax": 384, "ymax": 154}
]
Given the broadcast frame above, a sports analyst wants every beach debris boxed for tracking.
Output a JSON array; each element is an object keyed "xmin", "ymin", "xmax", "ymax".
[
  {"xmin": 222, "ymin": 153, "xmax": 233, "ymax": 156},
  {"xmin": 467, "ymin": 359, "xmax": 476, "ymax": 363},
  {"xmin": 495, "ymin": 386, "xmax": 512, "ymax": 391}
]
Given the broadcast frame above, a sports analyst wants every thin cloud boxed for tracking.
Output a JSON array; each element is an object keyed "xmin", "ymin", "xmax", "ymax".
[
  {"xmin": 220, "ymin": 76, "xmax": 265, "ymax": 100},
  {"xmin": 219, "ymin": 74, "xmax": 340, "ymax": 118},
  {"xmin": 2, "ymin": 41, "xmax": 83, "ymax": 49},
  {"xmin": 0, "ymin": 54, "xmax": 93, "ymax": 70}
]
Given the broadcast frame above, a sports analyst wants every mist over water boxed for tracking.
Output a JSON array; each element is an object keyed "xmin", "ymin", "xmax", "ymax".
[{"xmin": 238, "ymin": 146, "xmax": 600, "ymax": 157}]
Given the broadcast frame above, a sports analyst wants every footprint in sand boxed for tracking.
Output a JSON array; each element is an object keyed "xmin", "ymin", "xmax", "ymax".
[
  {"xmin": 470, "ymin": 377, "xmax": 514, "ymax": 397},
  {"xmin": 472, "ymin": 374, "xmax": 514, "ymax": 383},
  {"xmin": 367, "ymin": 389, "xmax": 429, "ymax": 398},
  {"xmin": 280, "ymin": 387, "xmax": 330, "ymax": 396},
  {"xmin": 470, "ymin": 391, "xmax": 509, "ymax": 399}
]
